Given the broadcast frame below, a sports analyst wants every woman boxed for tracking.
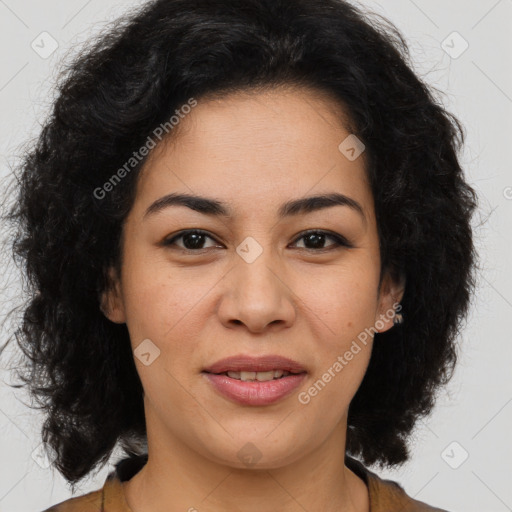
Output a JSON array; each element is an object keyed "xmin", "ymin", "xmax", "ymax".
[{"xmin": 4, "ymin": 0, "xmax": 478, "ymax": 510}]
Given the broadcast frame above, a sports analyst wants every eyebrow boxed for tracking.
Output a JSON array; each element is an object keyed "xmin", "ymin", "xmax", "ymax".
[{"xmin": 144, "ymin": 192, "xmax": 366, "ymax": 224}]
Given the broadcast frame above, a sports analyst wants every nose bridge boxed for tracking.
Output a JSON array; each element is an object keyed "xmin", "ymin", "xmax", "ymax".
[
  {"xmin": 234, "ymin": 234, "xmax": 282, "ymax": 300},
  {"xmin": 218, "ymin": 234, "xmax": 296, "ymax": 331}
]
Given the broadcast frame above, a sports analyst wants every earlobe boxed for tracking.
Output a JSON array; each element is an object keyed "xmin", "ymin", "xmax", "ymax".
[
  {"xmin": 375, "ymin": 269, "xmax": 406, "ymax": 333},
  {"xmin": 99, "ymin": 267, "xmax": 126, "ymax": 324}
]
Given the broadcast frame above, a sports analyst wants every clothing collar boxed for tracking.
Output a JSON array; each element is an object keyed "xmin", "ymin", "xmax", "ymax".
[{"xmin": 101, "ymin": 452, "xmax": 425, "ymax": 511}]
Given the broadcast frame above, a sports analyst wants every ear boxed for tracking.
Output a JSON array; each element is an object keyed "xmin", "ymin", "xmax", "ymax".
[
  {"xmin": 374, "ymin": 267, "xmax": 406, "ymax": 333},
  {"xmin": 99, "ymin": 266, "xmax": 126, "ymax": 324}
]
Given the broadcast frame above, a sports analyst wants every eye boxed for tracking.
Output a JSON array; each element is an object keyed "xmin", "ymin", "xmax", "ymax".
[
  {"xmin": 162, "ymin": 229, "xmax": 352, "ymax": 253},
  {"xmin": 290, "ymin": 230, "xmax": 352, "ymax": 251},
  {"xmin": 163, "ymin": 229, "xmax": 221, "ymax": 251}
]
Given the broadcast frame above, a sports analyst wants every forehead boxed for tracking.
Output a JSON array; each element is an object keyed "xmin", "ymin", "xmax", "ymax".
[{"xmin": 133, "ymin": 86, "xmax": 374, "ymax": 223}]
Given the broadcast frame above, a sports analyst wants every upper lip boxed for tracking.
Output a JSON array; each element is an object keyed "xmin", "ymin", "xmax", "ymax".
[{"xmin": 203, "ymin": 355, "xmax": 307, "ymax": 374}]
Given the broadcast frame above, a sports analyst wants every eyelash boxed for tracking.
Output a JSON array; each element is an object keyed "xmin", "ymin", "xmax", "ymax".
[{"xmin": 162, "ymin": 229, "xmax": 352, "ymax": 253}]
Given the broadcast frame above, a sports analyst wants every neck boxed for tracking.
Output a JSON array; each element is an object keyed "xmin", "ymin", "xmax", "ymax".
[{"xmin": 122, "ymin": 414, "xmax": 369, "ymax": 512}]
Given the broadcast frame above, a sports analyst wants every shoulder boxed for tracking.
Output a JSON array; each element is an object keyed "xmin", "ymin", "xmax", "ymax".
[
  {"xmin": 346, "ymin": 456, "xmax": 450, "ymax": 512},
  {"xmin": 39, "ymin": 454, "xmax": 145, "ymax": 512},
  {"xmin": 369, "ymin": 472, "xmax": 450, "ymax": 511},
  {"xmin": 39, "ymin": 488, "xmax": 103, "ymax": 512}
]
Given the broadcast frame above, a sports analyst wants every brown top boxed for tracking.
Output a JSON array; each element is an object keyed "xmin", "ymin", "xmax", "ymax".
[{"xmin": 42, "ymin": 454, "xmax": 449, "ymax": 511}]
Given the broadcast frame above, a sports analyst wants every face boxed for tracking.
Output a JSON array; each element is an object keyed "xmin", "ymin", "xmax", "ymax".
[{"xmin": 102, "ymin": 86, "xmax": 404, "ymax": 469}]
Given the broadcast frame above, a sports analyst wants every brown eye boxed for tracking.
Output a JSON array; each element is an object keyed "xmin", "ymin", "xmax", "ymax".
[
  {"xmin": 291, "ymin": 230, "xmax": 352, "ymax": 251},
  {"xmin": 163, "ymin": 229, "xmax": 352, "ymax": 253},
  {"xmin": 164, "ymin": 230, "xmax": 221, "ymax": 251}
]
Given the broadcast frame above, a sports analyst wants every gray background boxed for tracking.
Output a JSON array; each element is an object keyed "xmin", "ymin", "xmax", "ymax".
[{"xmin": 0, "ymin": 1, "xmax": 511, "ymax": 511}]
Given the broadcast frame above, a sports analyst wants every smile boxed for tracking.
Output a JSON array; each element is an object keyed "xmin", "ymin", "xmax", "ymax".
[
  {"xmin": 219, "ymin": 370, "xmax": 294, "ymax": 381},
  {"xmin": 202, "ymin": 370, "xmax": 307, "ymax": 406}
]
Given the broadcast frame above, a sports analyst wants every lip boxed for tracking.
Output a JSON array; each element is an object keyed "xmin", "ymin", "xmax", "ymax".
[
  {"xmin": 203, "ymin": 372, "xmax": 307, "ymax": 406},
  {"xmin": 202, "ymin": 354, "xmax": 306, "ymax": 374},
  {"xmin": 202, "ymin": 354, "xmax": 307, "ymax": 406}
]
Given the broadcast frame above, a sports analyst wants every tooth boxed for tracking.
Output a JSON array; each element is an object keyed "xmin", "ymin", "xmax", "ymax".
[
  {"xmin": 227, "ymin": 370, "xmax": 293, "ymax": 382},
  {"xmin": 255, "ymin": 371, "xmax": 275, "ymax": 382}
]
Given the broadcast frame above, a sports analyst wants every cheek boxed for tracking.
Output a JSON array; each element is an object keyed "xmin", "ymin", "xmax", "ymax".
[
  {"xmin": 295, "ymin": 265, "xmax": 378, "ymax": 395},
  {"xmin": 120, "ymin": 255, "xmax": 224, "ymax": 388},
  {"xmin": 298, "ymin": 283, "xmax": 376, "ymax": 426},
  {"xmin": 302, "ymin": 263, "xmax": 380, "ymax": 340},
  {"xmin": 120, "ymin": 262, "xmax": 207, "ymax": 409},
  {"xmin": 120, "ymin": 243, "xmax": 200, "ymax": 339}
]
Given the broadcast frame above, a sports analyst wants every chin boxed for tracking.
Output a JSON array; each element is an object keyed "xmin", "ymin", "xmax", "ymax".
[{"xmin": 200, "ymin": 433, "xmax": 308, "ymax": 470}]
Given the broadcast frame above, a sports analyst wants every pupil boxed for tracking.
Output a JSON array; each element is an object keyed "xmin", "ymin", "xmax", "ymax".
[
  {"xmin": 184, "ymin": 232, "xmax": 204, "ymax": 249},
  {"xmin": 306, "ymin": 233, "xmax": 324, "ymax": 249}
]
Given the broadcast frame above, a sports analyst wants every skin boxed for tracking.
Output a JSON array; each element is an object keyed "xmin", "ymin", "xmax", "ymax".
[{"xmin": 102, "ymin": 85, "xmax": 405, "ymax": 512}]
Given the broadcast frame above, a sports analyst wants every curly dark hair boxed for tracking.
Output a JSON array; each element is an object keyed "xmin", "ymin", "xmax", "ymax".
[{"xmin": 1, "ymin": 0, "xmax": 479, "ymax": 486}]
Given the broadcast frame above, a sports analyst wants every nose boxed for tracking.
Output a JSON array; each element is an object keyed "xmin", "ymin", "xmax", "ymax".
[{"xmin": 216, "ymin": 250, "xmax": 297, "ymax": 333}]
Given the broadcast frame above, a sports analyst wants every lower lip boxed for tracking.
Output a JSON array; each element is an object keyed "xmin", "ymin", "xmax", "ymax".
[{"xmin": 202, "ymin": 372, "xmax": 307, "ymax": 406}]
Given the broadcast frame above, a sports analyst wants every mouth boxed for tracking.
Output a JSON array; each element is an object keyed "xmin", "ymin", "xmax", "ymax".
[
  {"xmin": 201, "ymin": 354, "xmax": 307, "ymax": 406},
  {"xmin": 203, "ymin": 369, "xmax": 305, "ymax": 381}
]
